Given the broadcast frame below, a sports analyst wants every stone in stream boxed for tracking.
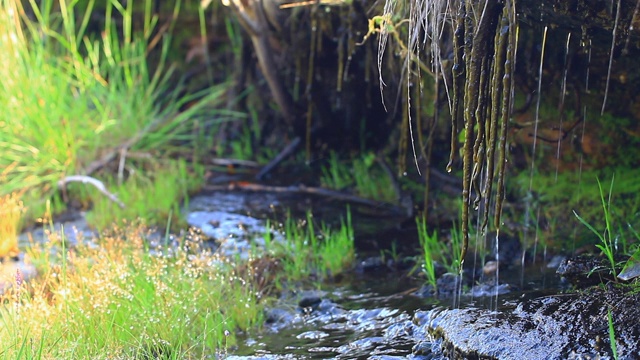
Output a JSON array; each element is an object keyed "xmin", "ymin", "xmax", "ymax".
[
  {"xmin": 419, "ymin": 284, "xmax": 640, "ymax": 359},
  {"xmin": 617, "ymin": 253, "xmax": 640, "ymax": 282},
  {"xmin": 556, "ymin": 254, "xmax": 625, "ymax": 287}
]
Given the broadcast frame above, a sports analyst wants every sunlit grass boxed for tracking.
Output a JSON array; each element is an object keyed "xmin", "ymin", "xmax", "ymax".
[
  {"xmin": 0, "ymin": 193, "xmax": 24, "ymax": 259},
  {"xmin": 1, "ymin": 224, "xmax": 263, "ymax": 358},
  {"xmin": 0, "ymin": 0, "xmax": 239, "ymax": 226},
  {"xmin": 86, "ymin": 159, "xmax": 204, "ymax": 231},
  {"xmin": 318, "ymin": 209, "xmax": 355, "ymax": 276},
  {"xmin": 417, "ymin": 217, "xmax": 439, "ymax": 289},
  {"xmin": 0, "ymin": 210, "xmax": 357, "ymax": 358},
  {"xmin": 513, "ymin": 167, "xmax": 640, "ymax": 236}
]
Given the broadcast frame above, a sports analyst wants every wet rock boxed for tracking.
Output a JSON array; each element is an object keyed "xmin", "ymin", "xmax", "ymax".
[
  {"xmin": 556, "ymin": 254, "xmax": 623, "ymax": 287},
  {"xmin": 355, "ymin": 256, "xmax": 386, "ymax": 273},
  {"xmin": 618, "ymin": 257, "xmax": 640, "ymax": 281},
  {"xmin": 422, "ymin": 284, "xmax": 640, "ymax": 359},
  {"xmin": 414, "ymin": 284, "xmax": 436, "ymax": 298},
  {"xmin": 546, "ymin": 255, "xmax": 567, "ymax": 269},
  {"xmin": 295, "ymin": 330, "xmax": 329, "ymax": 340},
  {"xmin": 263, "ymin": 307, "xmax": 302, "ymax": 332},
  {"xmin": 298, "ymin": 295, "xmax": 322, "ymax": 310},
  {"xmin": 186, "ymin": 211, "xmax": 281, "ymax": 260},
  {"xmin": 436, "ymin": 273, "xmax": 464, "ymax": 297},
  {"xmin": 482, "ymin": 260, "xmax": 499, "ymax": 275},
  {"xmin": 469, "ymin": 282, "xmax": 511, "ymax": 298},
  {"xmin": 482, "ymin": 231, "xmax": 523, "ymax": 267}
]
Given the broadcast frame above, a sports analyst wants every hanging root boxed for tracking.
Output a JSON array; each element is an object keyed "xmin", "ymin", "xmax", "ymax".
[
  {"xmin": 378, "ymin": 0, "xmax": 517, "ymax": 271},
  {"xmin": 458, "ymin": 0, "xmax": 504, "ymax": 268}
]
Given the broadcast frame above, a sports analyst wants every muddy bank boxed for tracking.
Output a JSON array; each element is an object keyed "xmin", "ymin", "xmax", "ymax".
[{"xmin": 422, "ymin": 284, "xmax": 640, "ymax": 359}]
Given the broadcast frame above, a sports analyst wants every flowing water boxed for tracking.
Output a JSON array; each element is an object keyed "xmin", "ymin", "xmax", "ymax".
[
  {"xmin": 182, "ymin": 190, "xmax": 562, "ymax": 359},
  {"xmin": 10, "ymin": 186, "xmax": 610, "ymax": 359}
]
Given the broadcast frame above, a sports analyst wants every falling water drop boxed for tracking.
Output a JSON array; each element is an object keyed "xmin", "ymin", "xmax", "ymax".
[
  {"xmin": 601, "ymin": 0, "xmax": 622, "ymax": 115},
  {"xmin": 623, "ymin": 0, "xmax": 640, "ymax": 54},
  {"xmin": 529, "ymin": 26, "xmax": 548, "ymax": 194},
  {"xmin": 574, "ymin": 39, "xmax": 592, "ymax": 250},
  {"xmin": 492, "ymin": 229, "xmax": 500, "ymax": 312},
  {"xmin": 522, "ymin": 26, "xmax": 548, "ymax": 274},
  {"xmin": 555, "ymin": 32, "xmax": 572, "ymax": 182}
]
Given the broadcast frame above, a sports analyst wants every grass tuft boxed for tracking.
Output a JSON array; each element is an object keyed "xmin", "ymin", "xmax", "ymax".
[
  {"xmin": 85, "ymin": 159, "xmax": 205, "ymax": 231},
  {"xmin": 417, "ymin": 217, "xmax": 463, "ymax": 290},
  {"xmin": 0, "ymin": 0, "xmax": 239, "ymax": 227},
  {"xmin": 2, "ymin": 224, "xmax": 263, "ymax": 358},
  {"xmin": 573, "ymin": 177, "xmax": 619, "ymax": 279},
  {"xmin": 320, "ymin": 152, "xmax": 397, "ymax": 203},
  {"xmin": 263, "ymin": 209, "xmax": 355, "ymax": 285}
]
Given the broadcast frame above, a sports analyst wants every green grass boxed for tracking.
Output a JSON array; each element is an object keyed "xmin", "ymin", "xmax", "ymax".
[
  {"xmin": 1, "ymin": 225, "xmax": 263, "ymax": 358},
  {"xmin": 320, "ymin": 152, "xmax": 397, "ymax": 203},
  {"xmin": 0, "ymin": 208, "xmax": 358, "ymax": 358},
  {"xmin": 0, "ymin": 194, "xmax": 23, "ymax": 258},
  {"xmin": 85, "ymin": 159, "xmax": 204, "ymax": 231},
  {"xmin": 574, "ymin": 177, "xmax": 621, "ymax": 279},
  {"xmin": 512, "ymin": 167, "xmax": 640, "ymax": 250},
  {"xmin": 263, "ymin": 209, "xmax": 355, "ymax": 284},
  {"xmin": 607, "ymin": 306, "xmax": 618, "ymax": 360},
  {"xmin": 417, "ymin": 217, "xmax": 463, "ymax": 290},
  {"xmin": 0, "ymin": 0, "xmax": 240, "ymax": 227},
  {"xmin": 321, "ymin": 152, "xmax": 354, "ymax": 190},
  {"xmin": 417, "ymin": 217, "xmax": 439, "ymax": 289},
  {"xmin": 318, "ymin": 209, "xmax": 355, "ymax": 276}
]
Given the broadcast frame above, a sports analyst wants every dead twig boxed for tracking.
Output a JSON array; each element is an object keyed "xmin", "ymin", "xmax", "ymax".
[
  {"xmin": 58, "ymin": 175, "xmax": 125, "ymax": 208},
  {"xmin": 255, "ymin": 137, "xmax": 301, "ymax": 180}
]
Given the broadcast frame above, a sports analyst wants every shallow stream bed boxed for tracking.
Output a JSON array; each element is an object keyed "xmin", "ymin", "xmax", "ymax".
[{"xmin": 13, "ymin": 189, "xmax": 639, "ymax": 359}]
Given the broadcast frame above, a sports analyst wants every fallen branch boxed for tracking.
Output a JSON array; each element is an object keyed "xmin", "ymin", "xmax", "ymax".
[
  {"xmin": 58, "ymin": 175, "xmax": 125, "ymax": 209},
  {"xmin": 202, "ymin": 182, "xmax": 412, "ymax": 217}
]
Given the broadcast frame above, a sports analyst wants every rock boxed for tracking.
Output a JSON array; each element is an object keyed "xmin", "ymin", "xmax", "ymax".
[
  {"xmin": 617, "ymin": 255, "xmax": 640, "ymax": 281},
  {"xmin": 421, "ymin": 284, "xmax": 640, "ymax": 359},
  {"xmin": 298, "ymin": 295, "xmax": 322, "ymax": 309},
  {"xmin": 556, "ymin": 254, "xmax": 623, "ymax": 287}
]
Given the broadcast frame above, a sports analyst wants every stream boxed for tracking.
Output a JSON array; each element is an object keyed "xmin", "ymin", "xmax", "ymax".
[{"xmin": 12, "ymin": 189, "xmax": 640, "ymax": 359}]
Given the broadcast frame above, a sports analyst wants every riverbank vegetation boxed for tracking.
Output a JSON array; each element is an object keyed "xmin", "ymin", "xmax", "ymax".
[
  {"xmin": 0, "ymin": 212, "xmax": 355, "ymax": 357},
  {"xmin": 2, "ymin": 0, "xmax": 640, "ymax": 357},
  {"xmin": 2, "ymin": 225, "xmax": 261, "ymax": 358},
  {"xmin": 0, "ymin": 0, "xmax": 358, "ymax": 356},
  {"xmin": 0, "ymin": 0, "xmax": 234, "ymax": 230}
]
